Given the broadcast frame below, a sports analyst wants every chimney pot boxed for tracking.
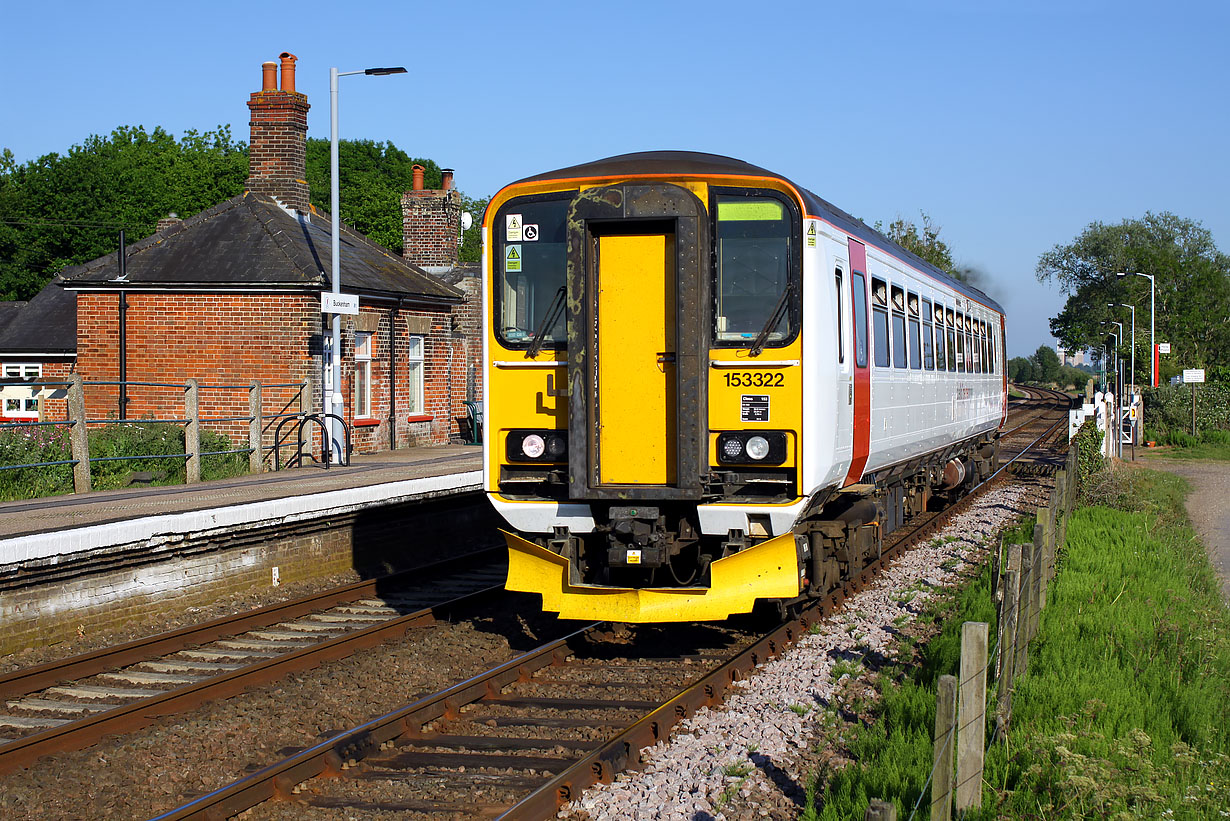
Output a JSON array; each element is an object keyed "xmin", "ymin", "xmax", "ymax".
[
  {"xmin": 261, "ymin": 61, "xmax": 277, "ymax": 92},
  {"xmin": 279, "ymin": 52, "xmax": 298, "ymax": 93},
  {"xmin": 441, "ymin": 169, "xmax": 454, "ymax": 191},
  {"xmin": 412, "ymin": 164, "xmax": 425, "ymax": 191}
]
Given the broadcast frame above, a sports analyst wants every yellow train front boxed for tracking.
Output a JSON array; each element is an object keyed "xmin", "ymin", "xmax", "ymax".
[{"xmin": 481, "ymin": 151, "xmax": 1007, "ymax": 623}]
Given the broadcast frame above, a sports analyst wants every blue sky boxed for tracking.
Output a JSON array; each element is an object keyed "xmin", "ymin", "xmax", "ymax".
[{"xmin": 4, "ymin": 0, "xmax": 1227, "ymax": 358}]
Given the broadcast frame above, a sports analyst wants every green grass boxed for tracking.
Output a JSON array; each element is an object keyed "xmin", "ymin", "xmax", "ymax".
[
  {"xmin": 1141, "ymin": 428, "xmax": 1230, "ymax": 461},
  {"xmin": 803, "ymin": 466, "xmax": 1230, "ymax": 820}
]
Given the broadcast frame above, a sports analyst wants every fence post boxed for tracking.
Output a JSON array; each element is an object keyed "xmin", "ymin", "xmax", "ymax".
[
  {"xmin": 957, "ymin": 621, "xmax": 988, "ymax": 812},
  {"xmin": 932, "ymin": 674, "xmax": 957, "ymax": 821},
  {"xmin": 67, "ymin": 373, "xmax": 92, "ymax": 494},
  {"xmin": 1015, "ymin": 545, "xmax": 1032, "ymax": 675},
  {"xmin": 249, "ymin": 380, "xmax": 263, "ymax": 474},
  {"xmin": 301, "ymin": 377, "xmax": 313, "ymax": 415},
  {"xmin": 1035, "ymin": 506, "xmax": 1052, "ymax": 610},
  {"xmin": 185, "ymin": 378, "xmax": 200, "ymax": 484},
  {"xmin": 865, "ymin": 799, "xmax": 897, "ymax": 821},
  {"xmin": 997, "ymin": 567, "xmax": 1020, "ymax": 732}
]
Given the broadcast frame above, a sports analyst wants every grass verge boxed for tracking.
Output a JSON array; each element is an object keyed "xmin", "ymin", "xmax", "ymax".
[{"xmin": 804, "ymin": 466, "xmax": 1230, "ymax": 819}]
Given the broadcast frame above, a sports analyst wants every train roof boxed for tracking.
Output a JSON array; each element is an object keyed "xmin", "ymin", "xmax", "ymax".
[{"xmin": 512, "ymin": 151, "xmax": 1005, "ymax": 315}]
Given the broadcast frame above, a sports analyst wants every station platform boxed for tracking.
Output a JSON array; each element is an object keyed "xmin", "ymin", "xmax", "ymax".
[{"xmin": 0, "ymin": 444, "xmax": 483, "ymax": 565}]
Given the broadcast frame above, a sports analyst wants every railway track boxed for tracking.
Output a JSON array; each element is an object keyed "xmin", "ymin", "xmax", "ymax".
[
  {"xmin": 150, "ymin": 393, "xmax": 1073, "ymax": 821},
  {"xmin": 0, "ymin": 548, "xmax": 507, "ymax": 774}
]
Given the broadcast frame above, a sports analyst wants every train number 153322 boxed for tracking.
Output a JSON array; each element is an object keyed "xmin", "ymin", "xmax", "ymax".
[{"xmin": 723, "ymin": 372, "xmax": 784, "ymax": 388}]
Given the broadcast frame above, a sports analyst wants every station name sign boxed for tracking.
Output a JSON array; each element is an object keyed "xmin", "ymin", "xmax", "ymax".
[{"xmin": 321, "ymin": 292, "xmax": 359, "ymax": 315}]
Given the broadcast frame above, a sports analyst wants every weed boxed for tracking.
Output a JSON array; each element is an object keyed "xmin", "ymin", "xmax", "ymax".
[
  {"xmin": 789, "ymin": 703, "xmax": 810, "ymax": 717},
  {"xmin": 721, "ymin": 760, "xmax": 752, "ymax": 778}
]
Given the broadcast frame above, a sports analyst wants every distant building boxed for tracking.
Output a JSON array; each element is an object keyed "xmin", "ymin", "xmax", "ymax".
[
  {"xmin": 1056, "ymin": 342, "xmax": 1086, "ymax": 367},
  {"xmin": 0, "ymin": 281, "xmax": 75, "ymax": 423}
]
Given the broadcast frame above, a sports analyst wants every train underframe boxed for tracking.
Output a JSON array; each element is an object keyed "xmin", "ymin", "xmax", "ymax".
[{"xmin": 516, "ymin": 430, "xmax": 1000, "ymax": 614}]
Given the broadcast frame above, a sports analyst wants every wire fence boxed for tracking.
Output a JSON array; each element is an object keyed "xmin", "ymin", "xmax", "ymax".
[
  {"xmin": 877, "ymin": 444, "xmax": 1079, "ymax": 821},
  {"xmin": 0, "ymin": 375, "xmax": 318, "ymax": 493}
]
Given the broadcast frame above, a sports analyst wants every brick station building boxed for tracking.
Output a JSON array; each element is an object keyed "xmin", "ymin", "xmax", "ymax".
[
  {"xmin": 55, "ymin": 53, "xmax": 480, "ymax": 459},
  {"xmin": 0, "ymin": 279, "xmax": 76, "ymax": 424}
]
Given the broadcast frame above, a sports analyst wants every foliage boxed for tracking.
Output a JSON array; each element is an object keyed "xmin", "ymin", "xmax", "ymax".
[
  {"xmin": 0, "ymin": 421, "xmax": 246, "ymax": 501},
  {"xmin": 1141, "ymin": 381, "xmax": 1230, "ymax": 438},
  {"xmin": 802, "ymin": 562, "xmax": 998, "ymax": 820},
  {"xmin": 1033, "ymin": 344, "xmax": 1061, "ymax": 383},
  {"xmin": 0, "ymin": 126, "xmax": 249, "ymax": 300},
  {"xmin": 1008, "ymin": 356, "xmax": 1035, "ymax": 383},
  {"xmin": 1036, "ymin": 212, "xmax": 1230, "ymax": 378},
  {"xmin": 0, "ymin": 425, "xmax": 73, "ymax": 499},
  {"xmin": 305, "ymin": 139, "xmax": 440, "ymax": 254},
  {"xmin": 978, "ymin": 469, "xmax": 1230, "ymax": 819},
  {"xmin": 875, "ymin": 212, "xmax": 975, "ymax": 282},
  {"xmin": 459, "ymin": 193, "xmax": 489, "ymax": 264}
]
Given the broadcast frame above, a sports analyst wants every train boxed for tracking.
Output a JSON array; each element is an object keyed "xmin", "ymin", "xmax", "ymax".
[{"xmin": 481, "ymin": 151, "xmax": 1007, "ymax": 622}]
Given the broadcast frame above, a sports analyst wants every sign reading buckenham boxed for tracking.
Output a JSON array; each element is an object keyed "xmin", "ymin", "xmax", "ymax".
[{"xmin": 321, "ymin": 292, "xmax": 359, "ymax": 315}]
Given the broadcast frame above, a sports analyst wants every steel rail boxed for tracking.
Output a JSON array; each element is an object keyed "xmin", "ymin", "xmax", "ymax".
[
  {"xmin": 0, "ymin": 547, "xmax": 501, "ymax": 701},
  {"xmin": 0, "ymin": 581, "xmax": 506, "ymax": 775}
]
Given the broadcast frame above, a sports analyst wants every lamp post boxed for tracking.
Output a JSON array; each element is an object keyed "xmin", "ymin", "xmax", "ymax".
[
  {"xmin": 1109, "ymin": 303, "xmax": 1136, "ymax": 396},
  {"xmin": 328, "ymin": 64, "xmax": 406, "ymax": 462},
  {"xmin": 1118, "ymin": 271, "xmax": 1156, "ymax": 387}
]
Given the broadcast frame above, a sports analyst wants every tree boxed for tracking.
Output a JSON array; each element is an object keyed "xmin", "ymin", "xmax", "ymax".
[
  {"xmin": 0, "ymin": 126, "xmax": 248, "ymax": 300},
  {"xmin": 1008, "ymin": 356, "xmax": 1035, "ymax": 383},
  {"xmin": 459, "ymin": 194, "xmax": 488, "ymax": 264},
  {"xmin": 875, "ymin": 212, "xmax": 977, "ymax": 283},
  {"xmin": 1032, "ymin": 344, "xmax": 1061, "ymax": 384},
  {"xmin": 1036, "ymin": 212, "xmax": 1230, "ymax": 378}
]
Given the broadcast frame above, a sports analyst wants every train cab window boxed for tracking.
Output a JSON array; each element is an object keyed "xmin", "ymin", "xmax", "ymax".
[
  {"xmin": 834, "ymin": 268, "xmax": 845, "ymax": 364},
  {"xmin": 921, "ymin": 298, "xmax": 935, "ymax": 370},
  {"xmin": 494, "ymin": 195, "xmax": 571, "ymax": 349},
  {"xmin": 852, "ymin": 272, "xmax": 868, "ymax": 368},
  {"xmin": 713, "ymin": 194, "xmax": 797, "ymax": 347},
  {"xmin": 946, "ymin": 308, "xmax": 957, "ymax": 371},
  {"xmin": 933, "ymin": 302, "xmax": 946, "ymax": 371},
  {"xmin": 890, "ymin": 285, "xmax": 907, "ymax": 369},
  {"xmin": 907, "ymin": 292, "xmax": 922, "ymax": 370},
  {"xmin": 955, "ymin": 311, "xmax": 966, "ymax": 372},
  {"xmin": 871, "ymin": 278, "xmax": 889, "ymax": 368}
]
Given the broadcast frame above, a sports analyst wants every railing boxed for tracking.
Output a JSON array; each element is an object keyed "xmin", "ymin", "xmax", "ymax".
[{"xmin": 0, "ymin": 375, "xmax": 336, "ymax": 494}]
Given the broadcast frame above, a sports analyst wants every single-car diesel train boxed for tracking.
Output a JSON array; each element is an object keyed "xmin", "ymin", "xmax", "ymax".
[{"xmin": 482, "ymin": 152, "xmax": 1006, "ymax": 622}]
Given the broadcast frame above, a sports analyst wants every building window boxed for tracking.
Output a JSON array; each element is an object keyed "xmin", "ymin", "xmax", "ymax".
[
  {"xmin": 407, "ymin": 335, "xmax": 425, "ymax": 414},
  {"xmin": 355, "ymin": 331, "xmax": 373, "ymax": 418},
  {"xmin": 2, "ymin": 363, "xmax": 42, "ymax": 419}
]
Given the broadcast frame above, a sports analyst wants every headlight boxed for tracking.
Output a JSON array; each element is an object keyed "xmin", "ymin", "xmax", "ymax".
[
  {"xmin": 521, "ymin": 434, "xmax": 546, "ymax": 459},
  {"xmin": 506, "ymin": 430, "xmax": 568, "ymax": 463},
  {"xmin": 722, "ymin": 437, "xmax": 745, "ymax": 460},
  {"xmin": 745, "ymin": 435, "xmax": 770, "ymax": 460}
]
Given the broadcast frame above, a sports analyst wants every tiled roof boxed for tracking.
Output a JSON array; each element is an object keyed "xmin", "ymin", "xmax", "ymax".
[
  {"xmin": 0, "ymin": 280, "xmax": 75, "ymax": 355},
  {"xmin": 60, "ymin": 192, "xmax": 464, "ymax": 305}
]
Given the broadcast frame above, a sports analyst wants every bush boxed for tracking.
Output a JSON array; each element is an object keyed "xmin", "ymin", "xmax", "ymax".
[
  {"xmin": 1142, "ymin": 381, "xmax": 1230, "ymax": 439},
  {"xmin": 0, "ymin": 421, "xmax": 249, "ymax": 500},
  {"xmin": 0, "ymin": 425, "xmax": 74, "ymax": 500}
]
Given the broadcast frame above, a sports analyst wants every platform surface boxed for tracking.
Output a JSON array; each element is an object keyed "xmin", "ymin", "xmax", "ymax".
[{"xmin": 0, "ymin": 445, "xmax": 483, "ymax": 544}]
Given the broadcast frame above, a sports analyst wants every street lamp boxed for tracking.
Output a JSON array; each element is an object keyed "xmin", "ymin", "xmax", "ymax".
[
  {"xmin": 1108, "ymin": 303, "xmax": 1136, "ymax": 396},
  {"xmin": 1117, "ymin": 271, "xmax": 1156, "ymax": 386},
  {"xmin": 328, "ymin": 64, "xmax": 406, "ymax": 462}
]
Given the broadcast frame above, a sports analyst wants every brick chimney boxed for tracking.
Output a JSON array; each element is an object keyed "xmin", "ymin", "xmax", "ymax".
[
  {"xmin": 246, "ymin": 52, "xmax": 311, "ymax": 214},
  {"xmin": 155, "ymin": 213, "xmax": 184, "ymax": 233},
  {"xmin": 402, "ymin": 166, "xmax": 462, "ymax": 271}
]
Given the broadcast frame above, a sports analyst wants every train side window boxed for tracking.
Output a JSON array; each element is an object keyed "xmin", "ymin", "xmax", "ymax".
[
  {"xmin": 946, "ymin": 308, "xmax": 957, "ymax": 371},
  {"xmin": 990, "ymin": 325, "xmax": 998, "ymax": 373},
  {"xmin": 852, "ymin": 272, "xmax": 868, "ymax": 368},
  {"xmin": 979, "ymin": 321, "xmax": 989, "ymax": 374},
  {"xmin": 971, "ymin": 318, "xmax": 981, "ymax": 374},
  {"xmin": 965, "ymin": 316, "xmax": 975, "ymax": 374},
  {"xmin": 834, "ymin": 268, "xmax": 845, "ymax": 365},
  {"xmin": 890, "ymin": 285, "xmax": 906, "ymax": 369},
  {"xmin": 907, "ymin": 292, "xmax": 922, "ymax": 370},
  {"xmin": 921, "ymin": 298, "xmax": 935, "ymax": 370},
  {"xmin": 872, "ymin": 278, "xmax": 889, "ymax": 368},
  {"xmin": 955, "ymin": 311, "xmax": 966, "ymax": 372},
  {"xmin": 934, "ymin": 302, "xmax": 946, "ymax": 371}
]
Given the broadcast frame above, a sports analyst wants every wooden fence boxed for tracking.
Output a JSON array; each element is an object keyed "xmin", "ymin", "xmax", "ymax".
[{"xmin": 868, "ymin": 444, "xmax": 1080, "ymax": 821}]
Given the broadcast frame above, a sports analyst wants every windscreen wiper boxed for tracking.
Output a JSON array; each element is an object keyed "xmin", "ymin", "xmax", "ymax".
[
  {"xmin": 749, "ymin": 281, "xmax": 793, "ymax": 357},
  {"xmin": 525, "ymin": 285, "xmax": 566, "ymax": 359}
]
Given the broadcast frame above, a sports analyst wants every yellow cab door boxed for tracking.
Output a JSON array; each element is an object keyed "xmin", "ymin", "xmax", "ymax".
[{"xmin": 595, "ymin": 230, "xmax": 677, "ymax": 485}]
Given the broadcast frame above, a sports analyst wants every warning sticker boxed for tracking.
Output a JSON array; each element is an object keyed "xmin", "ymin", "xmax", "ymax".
[
  {"xmin": 806, "ymin": 221, "xmax": 817, "ymax": 248},
  {"xmin": 741, "ymin": 394, "xmax": 770, "ymax": 422},
  {"xmin": 523, "ymin": 223, "xmax": 539, "ymax": 241},
  {"xmin": 627, "ymin": 549, "xmax": 642, "ymax": 565},
  {"xmin": 506, "ymin": 214, "xmax": 522, "ymax": 242},
  {"xmin": 505, "ymin": 244, "xmax": 522, "ymax": 273}
]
